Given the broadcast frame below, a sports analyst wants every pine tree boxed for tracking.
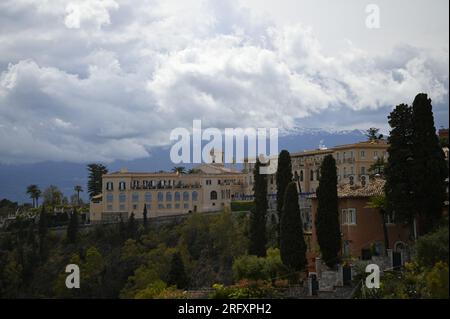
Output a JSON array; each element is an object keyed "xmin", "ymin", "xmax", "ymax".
[
  {"xmin": 67, "ymin": 209, "xmax": 79, "ymax": 244},
  {"xmin": 384, "ymin": 103, "xmax": 415, "ymax": 224},
  {"xmin": 276, "ymin": 150, "xmax": 293, "ymax": 244},
  {"xmin": 249, "ymin": 159, "xmax": 268, "ymax": 257},
  {"xmin": 167, "ymin": 252, "xmax": 189, "ymax": 289},
  {"xmin": 87, "ymin": 163, "xmax": 108, "ymax": 199},
  {"xmin": 280, "ymin": 182, "xmax": 307, "ymax": 271},
  {"xmin": 410, "ymin": 93, "xmax": 448, "ymax": 234},
  {"xmin": 143, "ymin": 205, "xmax": 148, "ymax": 231},
  {"xmin": 316, "ymin": 155, "xmax": 341, "ymax": 268}
]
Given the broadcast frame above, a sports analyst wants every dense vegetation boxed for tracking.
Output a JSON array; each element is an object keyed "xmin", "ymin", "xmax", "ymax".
[
  {"xmin": 0, "ymin": 208, "xmax": 300, "ymax": 298},
  {"xmin": 385, "ymin": 94, "xmax": 448, "ymax": 233},
  {"xmin": 354, "ymin": 223, "xmax": 449, "ymax": 299}
]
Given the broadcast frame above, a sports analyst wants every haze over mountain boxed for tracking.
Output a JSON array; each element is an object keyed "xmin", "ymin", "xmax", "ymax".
[{"xmin": 0, "ymin": 128, "xmax": 366, "ymax": 204}]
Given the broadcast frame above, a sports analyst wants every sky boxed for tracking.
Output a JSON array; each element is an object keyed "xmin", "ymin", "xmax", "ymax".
[{"xmin": 0, "ymin": 0, "xmax": 448, "ymax": 165}]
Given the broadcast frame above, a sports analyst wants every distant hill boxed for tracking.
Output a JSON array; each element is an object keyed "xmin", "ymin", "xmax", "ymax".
[{"xmin": 0, "ymin": 129, "xmax": 367, "ymax": 203}]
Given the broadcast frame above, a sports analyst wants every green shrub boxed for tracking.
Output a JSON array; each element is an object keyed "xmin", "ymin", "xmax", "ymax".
[
  {"xmin": 416, "ymin": 226, "xmax": 449, "ymax": 268},
  {"xmin": 134, "ymin": 280, "xmax": 167, "ymax": 299},
  {"xmin": 209, "ymin": 280, "xmax": 277, "ymax": 299},
  {"xmin": 232, "ymin": 248, "xmax": 287, "ymax": 282},
  {"xmin": 230, "ymin": 201, "xmax": 254, "ymax": 212}
]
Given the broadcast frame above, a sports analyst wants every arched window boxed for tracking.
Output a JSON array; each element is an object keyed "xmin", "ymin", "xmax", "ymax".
[
  {"xmin": 210, "ymin": 191, "xmax": 218, "ymax": 200},
  {"xmin": 132, "ymin": 192, "xmax": 139, "ymax": 202},
  {"xmin": 183, "ymin": 191, "xmax": 189, "ymax": 201},
  {"xmin": 166, "ymin": 192, "xmax": 172, "ymax": 201},
  {"xmin": 175, "ymin": 192, "xmax": 181, "ymax": 201},
  {"xmin": 119, "ymin": 193, "xmax": 126, "ymax": 203},
  {"xmin": 192, "ymin": 191, "xmax": 198, "ymax": 201},
  {"xmin": 145, "ymin": 192, "xmax": 152, "ymax": 202},
  {"xmin": 157, "ymin": 192, "xmax": 164, "ymax": 202},
  {"xmin": 106, "ymin": 193, "xmax": 113, "ymax": 203},
  {"xmin": 300, "ymin": 170, "xmax": 304, "ymax": 181}
]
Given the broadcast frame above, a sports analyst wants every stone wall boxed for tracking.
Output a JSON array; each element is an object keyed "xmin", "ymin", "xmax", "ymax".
[{"xmin": 315, "ymin": 257, "xmax": 344, "ymax": 292}]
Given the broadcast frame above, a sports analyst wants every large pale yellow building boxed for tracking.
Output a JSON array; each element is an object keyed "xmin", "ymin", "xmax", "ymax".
[
  {"xmin": 90, "ymin": 139, "xmax": 389, "ymax": 223},
  {"xmin": 90, "ymin": 163, "xmax": 247, "ymax": 223},
  {"xmin": 244, "ymin": 139, "xmax": 389, "ymax": 194}
]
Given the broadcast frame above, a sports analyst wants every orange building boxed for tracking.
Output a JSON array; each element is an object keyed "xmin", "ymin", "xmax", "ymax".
[{"xmin": 309, "ymin": 178, "xmax": 411, "ymax": 268}]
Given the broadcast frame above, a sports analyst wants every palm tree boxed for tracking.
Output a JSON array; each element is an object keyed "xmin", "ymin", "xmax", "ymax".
[
  {"xmin": 35, "ymin": 189, "xmax": 41, "ymax": 208},
  {"xmin": 172, "ymin": 166, "xmax": 186, "ymax": 175},
  {"xmin": 74, "ymin": 185, "xmax": 83, "ymax": 206},
  {"xmin": 366, "ymin": 195, "xmax": 389, "ymax": 255},
  {"xmin": 26, "ymin": 185, "xmax": 41, "ymax": 208},
  {"xmin": 188, "ymin": 168, "xmax": 200, "ymax": 174}
]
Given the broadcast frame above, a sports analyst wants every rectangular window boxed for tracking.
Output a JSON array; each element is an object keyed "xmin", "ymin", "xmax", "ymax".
[
  {"xmin": 347, "ymin": 208, "xmax": 357, "ymax": 225},
  {"xmin": 133, "ymin": 204, "xmax": 138, "ymax": 210},
  {"xmin": 119, "ymin": 204, "xmax": 125, "ymax": 211},
  {"xmin": 342, "ymin": 208, "xmax": 357, "ymax": 225},
  {"xmin": 360, "ymin": 150, "xmax": 365, "ymax": 158},
  {"xmin": 107, "ymin": 205, "xmax": 113, "ymax": 211},
  {"xmin": 386, "ymin": 211, "xmax": 395, "ymax": 224},
  {"xmin": 184, "ymin": 203, "xmax": 189, "ymax": 209},
  {"xmin": 107, "ymin": 193, "xmax": 113, "ymax": 203},
  {"xmin": 341, "ymin": 209, "xmax": 347, "ymax": 224}
]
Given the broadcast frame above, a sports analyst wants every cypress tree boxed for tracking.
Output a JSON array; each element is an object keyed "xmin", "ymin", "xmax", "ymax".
[
  {"xmin": 67, "ymin": 209, "xmax": 79, "ymax": 244},
  {"xmin": 280, "ymin": 182, "xmax": 307, "ymax": 271},
  {"xmin": 384, "ymin": 103, "xmax": 415, "ymax": 224},
  {"xmin": 38, "ymin": 206, "xmax": 48, "ymax": 260},
  {"xmin": 410, "ymin": 93, "xmax": 448, "ymax": 234},
  {"xmin": 143, "ymin": 205, "xmax": 148, "ymax": 231},
  {"xmin": 249, "ymin": 159, "xmax": 268, "ymax": 257},
  {"xmin": 316, "ymin": 155, "xmax": 341, "ymax": 268},
  {"xmin": 167, "ymin": 252, "xmax": 189, "ymax": 289},
  {"xmin": 276, "ymin": 150, "xmax": 293, "ymax": 243},
  {"xmin": 127, "ymin": 213, "xmax": 137, "ymax": 240},
  {"xmin": 118, "ymin": 216, "xmax": 126, "ymax": 241}
]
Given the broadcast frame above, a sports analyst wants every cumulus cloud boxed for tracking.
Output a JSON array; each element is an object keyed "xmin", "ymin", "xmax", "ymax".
[
  {"xmin": 64, "ymin": 0, "xmax": 119, "ymax": 29},
  {"xmin": 0, "ymin": 0, "xmax": 448, "ymax": 164}
]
